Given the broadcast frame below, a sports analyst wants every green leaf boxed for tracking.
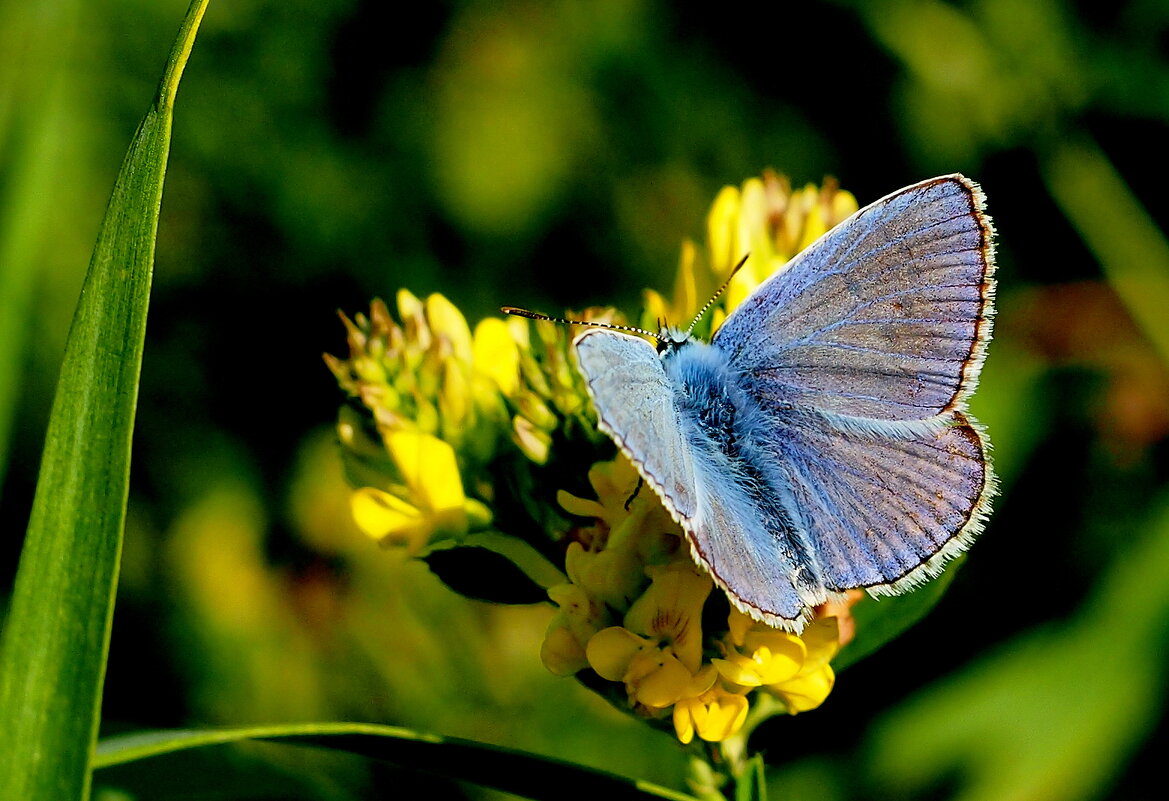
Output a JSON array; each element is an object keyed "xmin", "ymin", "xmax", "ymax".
[
  {"xmin": 0, "ymin": 0, "xmax": 77, "ymax": 485},
  {"xmin": 422, "ymin": 545, "xmax": 550, "ymax": 603},
  {"xmin": 1044, "ymin": 136, "xmax": 1169, "ymax": 366},
  {"xmin": 94, "ymin": 723, "xmax": 699, "ymax": 801},
  {"xmin": 421, "ymin": 530, "xmax": 567, "ymax": 603},
  {"xmin": 866, "ymin": 496, "xmax": 1169, "ymax": 801},
  {"xmin": 832, "ymin": 557, "xmax": 961, "ymax": 672},
  {"xmin": 0, "ymin": 3, "xmax": 210, "ymax": 800}
]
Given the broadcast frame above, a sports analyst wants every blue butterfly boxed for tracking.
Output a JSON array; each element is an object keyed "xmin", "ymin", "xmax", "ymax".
[{"xmin": 571, "ymin": 175, "xmax": 997, "ymax": 632}]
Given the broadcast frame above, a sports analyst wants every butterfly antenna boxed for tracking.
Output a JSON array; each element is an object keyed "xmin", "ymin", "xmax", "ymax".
[
  {"xmin": 686, "ymin": 253, "xmax": 750, "ymax": 334},
  {"xmin": 501, "ymin": 306, "xmax": 661, "ymax": 341}
]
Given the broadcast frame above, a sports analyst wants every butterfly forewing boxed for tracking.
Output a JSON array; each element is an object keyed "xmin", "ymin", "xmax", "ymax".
[
  {"xmin": 715, "ymin": 175, "xmax": 995, "ymax": 423},
  {"xmin": 574, "ymin": 330, "xmax": 700, "ymax": 522}
]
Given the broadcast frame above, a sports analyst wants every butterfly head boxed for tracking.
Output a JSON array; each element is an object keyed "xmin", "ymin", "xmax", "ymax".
[
  {"xmin": 655, "ymin": 326, "xmax": 693, "ymax": 355},
  {"xmin": 501, "ymin": 254, "xmax": 747, "ymax": 356}
]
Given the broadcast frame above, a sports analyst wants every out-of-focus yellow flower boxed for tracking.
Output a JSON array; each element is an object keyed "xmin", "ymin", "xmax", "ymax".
[
  {"xmin": 506, "ymin": 308, "xmax": 624, "ymax": 461},
  {"xmin": 645, "ymin": 170, "xmax": 859, "ymax": 335},
  {"xmin": 708, "ymin": 172, "xmax": 859, "ymax": 313},
  {"xmin": 350, "ymin": 430, "xmax": 488, "ymax": 553},
  {"xmin": 472, "ymin": 317, "xmax": 522, "ymax": 396},
  {"xmin": 326, "ymin": 291, "xmax": 518, "ymax": 471}
]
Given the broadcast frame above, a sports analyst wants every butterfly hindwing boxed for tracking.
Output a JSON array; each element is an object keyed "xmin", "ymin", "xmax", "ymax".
[
  {"xmin": 769, "ymin": 410, "xmax": 993, "ymax": 593},
  {"xmin": 683, "ymin": 464, "xmax": 820, "ymax": 628}
]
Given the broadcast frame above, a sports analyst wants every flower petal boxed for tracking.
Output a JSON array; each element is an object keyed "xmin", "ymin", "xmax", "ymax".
[
  {"xmin": 426, "ymin": 293, "xmax": 473, "ymax": 365},
  {"xmin": 713, "ymin": 655, "xmax": 763, "ymax": 687},
  {"xmin": 512, "ymin": 415, "xmax": 551, "ymax": 464},
  {"xmin": 744, "ymin": 631, "xmax": 806, "ymax": 684},
  {"xmin": 684, "ymin": 664, "xmax": 720, "ymax": 697},
  {"xmin": 472, "ymin": 317, "xmax": 520, "ymax": 396},
  {"xmin": 586, "ymin": 626, "xmax": 646, "ymax": 682},
  {"xmin": 396, "ymin": 289, "xmax": 431, "ymax": 350},
  {"xmin": 635, "ymin": 652, "xmax": 693, "ymax": 708},
  {"xmin": 774, "ymin": 665, "xmax": 836, "ymax": 713},
  {"xmin": 385, "ymin": 431, "xmax": 467, "ymax": 532},
  {"xmin": 439, "ymin": 358, "xmax": 471, "ymax": 432},
  {"xmin": 695, "ymin": 692, "xmax": 749, "ymax": 742},
  {"xmin": 798, "ymin": 615, "xmax": 841, "ymax": 675},
  {"xmin": 350, "ymin": 487, "xmax": 429, "ymax": 550},
  {"xmin": 623, "ymin": 565, "xmax": 712, "ymax": 672},
  {"xmin": 556, "ymin": 490, "xmax": 606, "ymax": 521},
  {"xmin": 541, "ymin": 623, "xmax": 589, "ymax": 676},
  {"xmin": 706, "ymin": 185, "xmax": 741, "ymax": 272},
  {"xmin": 673, "ymin": 700, "xmax": 696, "ymax": 745}
]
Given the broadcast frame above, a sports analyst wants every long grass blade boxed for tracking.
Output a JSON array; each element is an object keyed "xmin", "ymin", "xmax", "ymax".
[{"xmin": 0, "ymin": 2, "xmax": 210, "ymax": 799}]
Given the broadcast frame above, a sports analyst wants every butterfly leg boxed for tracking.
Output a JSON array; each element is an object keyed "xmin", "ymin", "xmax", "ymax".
[{"xmin": 624, "ymin": 475, "xmax": 645, "ymax": 511}]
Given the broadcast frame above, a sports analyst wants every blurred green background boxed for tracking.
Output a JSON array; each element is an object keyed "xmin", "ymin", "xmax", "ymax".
[{"xmin": 3, "ymin": 0, "xmax": 1168, "ymax": 799}]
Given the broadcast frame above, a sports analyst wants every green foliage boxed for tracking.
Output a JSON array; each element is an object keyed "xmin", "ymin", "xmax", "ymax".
[
  {"xmin": 834, "ymin": 560, "xmax": 961, "ymax": 672},
  {"xmin": 867, "ymin": 495, "xmax": 1169, "ymax": 801},
  {"xmin": 0, "ymin": 2, "xmax": 209, "ymax": 799},
  {"xmin": 0, "ymin": 0, "xmax": 77, "ymax": 486},
  {"xmin": 95, "ymin": 723, "xmax": 699, "ymax": 801}
]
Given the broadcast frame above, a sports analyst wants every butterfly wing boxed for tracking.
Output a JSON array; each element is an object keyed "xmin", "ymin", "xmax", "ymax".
[
  {"xmin": 712, "ymin": 174, "xmax": 996, "ymax": 592},
  {"xmin": 574, "ymin": 329, "xmax": 700, "ymax": 521},
  {"xmin": 767, "ymin": 410, "xmax": 994, "ymax": 594},
  {"xmin": 574, "ymin": 329, "xmax": 817, "ymax": 629},
  {"xmin": 714, "ymin": 174, "xmax": 995, "ymax": 423}
]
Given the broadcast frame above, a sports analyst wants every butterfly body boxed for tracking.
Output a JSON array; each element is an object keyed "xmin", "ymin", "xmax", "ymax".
[
  {"xmin": 574, "ymin": 175, "xmax": 996, "ymax": 632},
  {"xmin": 660, "ymin": 336, "xmax": 826, "ymax": 614}
]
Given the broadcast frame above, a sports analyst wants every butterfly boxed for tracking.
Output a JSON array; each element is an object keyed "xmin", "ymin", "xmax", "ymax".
[{"xmin": 566, "ymin": 175, "xmax": 996, "ymax": 633}]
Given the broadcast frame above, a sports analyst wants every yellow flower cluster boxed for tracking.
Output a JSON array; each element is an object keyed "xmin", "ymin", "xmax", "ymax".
[
  {"xmin": 327, "ymin": 289, "xmax": 617, "ymax": 553},
  {"xmin": 326, "ymin": 292, "xmax": 519, "ymax": 551},
  {"xmin": 544, "ymin": 454, "xmax": 856, "ymax": 744},
  {"xmin": 503, "ymin": 308, "xmax": 618, "ymax": 465}
]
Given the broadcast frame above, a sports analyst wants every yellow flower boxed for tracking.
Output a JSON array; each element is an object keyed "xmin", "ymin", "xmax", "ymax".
[
  {"xmin": 587, "ymin": 626, "xmax": 695, "ymax": 708},
  {"xmin": 541, "ymin": 583, "xmax": 607, "ymax": 676},
  {"xmin": 327, "ymin": 291, "xmax": 518, "ymax": 471},
  {"xmin": 557, "ymin": 455, "xmax": 644, "ymax": 534},
  {"xmin": 713, "ymin": 629, "xmax": 806, "ymax": 687},
  {"xmin": 472, "ymin": 317, "xmax": 524, "ymax": 396},
  {"xmin": 672, "ymin": 667, "xmax": 750, "ymax": 744},
  {"xmin": 769, "ymin": 615, "xmax": 839, "ymax": 713},
  {"xmin": 723, "ymin": 608, "xmax": 842, "ymax": 714},
  {"xmin": 584, "ymin": 563, "xmax": 712, "ymax": 708},
  {"xmin": 350, "ymin": 430, "xmax": 487, "ymax": 553}
]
